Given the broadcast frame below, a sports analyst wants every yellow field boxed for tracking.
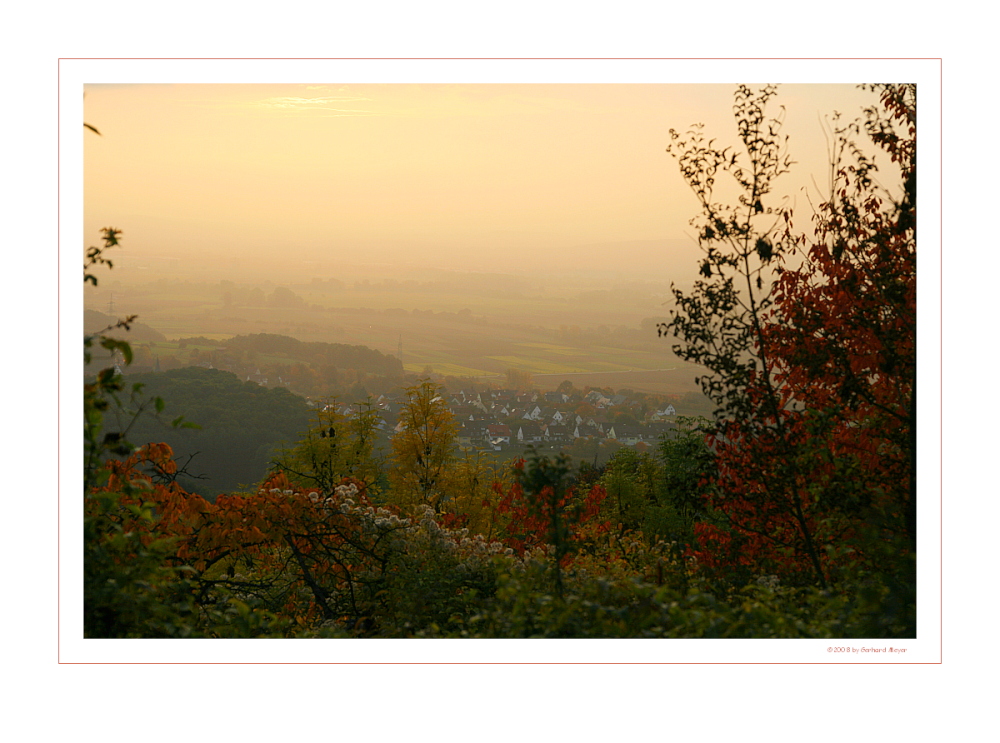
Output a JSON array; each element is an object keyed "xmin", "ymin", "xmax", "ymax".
[{"xmin": 403, "ymin": 362, "xmax": 497, "ymax": 377}]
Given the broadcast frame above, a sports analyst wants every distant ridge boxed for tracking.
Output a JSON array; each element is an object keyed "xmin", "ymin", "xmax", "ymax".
[{"xmin": 84, "ymin": 309, "xmax": 167, "ymax": 343}]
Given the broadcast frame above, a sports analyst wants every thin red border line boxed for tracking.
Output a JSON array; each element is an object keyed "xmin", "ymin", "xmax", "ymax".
[
  {"xmin": 59, "ymin": 62, "xmax": 942, "ymax": 664},
  {"xmin": 58, "ymin": 56, "xmax": 942, "ymax": 60},
  {"xmin": 57, "ymin": 58, "xmax": 61, "ymax": 664},
  {"xmin": 62, "ymin": 60, "xmax": 941, "ymax": 663},
  {"xmin": 60, "ymin": 64, "xmax": 940, "ymax": 664},
  {"xmin": 939, "ymin": 57, "xmax": 944, "ymax": 665}
]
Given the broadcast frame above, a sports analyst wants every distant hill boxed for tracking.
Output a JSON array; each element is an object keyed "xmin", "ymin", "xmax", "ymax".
[
  {"xmin": 85, "ymin": 309, "xmax": 167, "ymax": 343},
  {"xmin": 224, "ymin": 333, "xmax": 403, "ymax": 378},
  {"xmin": 120, "ymin": 366, "xmax": 312, "ymax": 499}
]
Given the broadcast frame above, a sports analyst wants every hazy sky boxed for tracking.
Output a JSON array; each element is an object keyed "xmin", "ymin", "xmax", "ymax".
[{"xmin": 84, "ymin": 83, "xmax": 878, "ymax": 277}]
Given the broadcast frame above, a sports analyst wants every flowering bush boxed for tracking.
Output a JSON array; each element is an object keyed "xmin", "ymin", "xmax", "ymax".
[{"xmin": 89, "ymin": 449, "xmax": 529, "ymax": 636}]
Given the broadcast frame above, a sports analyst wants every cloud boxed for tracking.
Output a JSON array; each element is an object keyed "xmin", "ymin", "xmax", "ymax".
[{"xmin": 254, "ymin": 95, "xmax": 373, "ymax": 113}]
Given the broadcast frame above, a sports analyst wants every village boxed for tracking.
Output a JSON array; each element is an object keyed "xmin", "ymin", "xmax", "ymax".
[{"xmin": 316, "ymin": 385, "xmax": 683, "ymax": 457}]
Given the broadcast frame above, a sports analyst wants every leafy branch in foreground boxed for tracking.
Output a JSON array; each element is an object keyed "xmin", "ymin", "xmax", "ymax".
[
  {"xmin": 84, "ymin": 227, "xmax": 121, "ymax": 286},
  {"xmin": 660, "ymin": 84, "xmax": 915, "ymax": 595}
]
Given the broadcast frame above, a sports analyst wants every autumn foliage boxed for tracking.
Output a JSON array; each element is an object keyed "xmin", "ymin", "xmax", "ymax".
[
  {"xmin": 493, "ymin": 456, "xmax": 611, "ymax": 559},
  {"xmin": 83, "ymin": 84, "xmax": 917, "ymax": 639},
  {"xmin": 667, "ymin": 84, "xmax": 916, "ymax": 590}
]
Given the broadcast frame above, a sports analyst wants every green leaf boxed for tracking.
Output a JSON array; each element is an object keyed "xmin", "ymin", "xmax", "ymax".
[
  {"xmin": 171, "ymin": 416, "xmax": 201, "ymax": 430},
  {"xmin": 98, "ymin": 337, "xmax": 133, "ymax": 365}
]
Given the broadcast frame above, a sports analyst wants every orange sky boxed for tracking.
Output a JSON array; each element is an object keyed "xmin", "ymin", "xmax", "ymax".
[{"xmin": 84, "ymin": 83, "xmax": 878, "ymax": 278}]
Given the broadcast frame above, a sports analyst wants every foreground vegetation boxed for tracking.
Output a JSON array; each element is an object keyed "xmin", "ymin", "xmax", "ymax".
[{"xmin": 83, "ymin": 84, "xmax": 915, "ymax": 639}]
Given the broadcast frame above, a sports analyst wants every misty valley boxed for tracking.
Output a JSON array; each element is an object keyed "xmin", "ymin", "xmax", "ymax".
[
  {"xmin": 84, "ymin": 269, "xmax": 712, "ymax": 499},
  {"xmin": 85, "ymin": 261, "xmax": 702, "ymax": 392},
  {"xmin": 83, "ymin": 83, "xmax": 916, "ymax": 642}
]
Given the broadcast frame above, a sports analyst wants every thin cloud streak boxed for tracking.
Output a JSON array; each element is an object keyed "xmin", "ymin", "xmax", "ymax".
[{"xmin": 254, "ymin": 96, "xmax": 373, "ymax": 110}]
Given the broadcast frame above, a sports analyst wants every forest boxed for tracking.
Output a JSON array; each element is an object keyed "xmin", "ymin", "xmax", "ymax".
[
  {"xmin": 83, "ymin": 84, "xmax": 916, "ymax": 639},
  {"xmin": 111, "ymin": 367, "xmax": 313, "ymax": 497}
]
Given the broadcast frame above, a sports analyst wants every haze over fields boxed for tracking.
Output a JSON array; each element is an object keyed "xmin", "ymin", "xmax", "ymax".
[
  {"xmin": 74, "ymin": 70, "xmax": 924, "ymax": 646},
  {"xmin": 84, "ymin": 83, "xmax": 879, "ymax": 394}
]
